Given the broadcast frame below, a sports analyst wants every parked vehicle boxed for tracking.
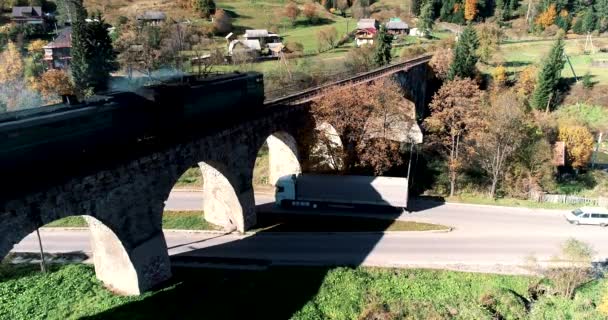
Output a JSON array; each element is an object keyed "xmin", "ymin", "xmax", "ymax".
[
  {"xmin": 564, "ymin": 207, "xmax": 608, "ymax": 226},
  {"xmin": 274, "ymin": 174, "xmax": 409, "ymax": 211}
]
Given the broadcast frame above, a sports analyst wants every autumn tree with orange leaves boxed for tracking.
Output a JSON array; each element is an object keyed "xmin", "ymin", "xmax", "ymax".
[
  {"xmin": 558, "ymin": 125, "xmax": 595, "ymax": 170},
  {"xmin": 536, "ymin": 3, "xmax": 557, "ymax": 29},
  {"xmin": 311, "ymin": 79, "xmax": 415, "ymax": 175},
  {"xmin": 464, "ymin": 0, "xmax": 478, "ymax": 22},
  {"xmin": 284, "ymin": 2, "xmax": 300, "ymax": 25},
  {"xmin": 424, "ymin": 78, "xmax": 482, "ymax": 197},
  {"xmin": 32, "ymin": 69, "xmax": 75, "ymax": 100}
]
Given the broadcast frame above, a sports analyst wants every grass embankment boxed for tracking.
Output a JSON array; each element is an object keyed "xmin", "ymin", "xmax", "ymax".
[
  {"xmin": 1, "ymin": 264, "xmax": 605, "ymax": 319},
  {"xmin": 44, "ymin": 211, "xmax": 220, "ymax": 230},
  {"xmin": 443, "ymin": 194, "xmax": 580, "ymax": 210},
  {"xmin": 500, "ymin": 37, "xmax": 608, "ymax": 83},
  {"xmin": 44, "ymin": 211, "xmax": 448, "ymax": 232}
]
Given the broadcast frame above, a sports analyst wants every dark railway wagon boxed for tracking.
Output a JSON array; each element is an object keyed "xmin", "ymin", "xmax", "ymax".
[{"xmin": 0, "ymin": 72, "xmax": 264, "ymax": 179}]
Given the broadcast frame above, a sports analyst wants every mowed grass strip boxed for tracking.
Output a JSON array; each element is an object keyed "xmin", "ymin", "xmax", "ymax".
[
  {"xmin": 253, "ymin": 212, "xmax": 449, "ymax": 232},
  {"xmin": 43, "ymin": 211, "xmax": 219, "ymax": 230},
  {"xmin": 43, "ymin": 211, "xmax": 448, "ymax": 232}
]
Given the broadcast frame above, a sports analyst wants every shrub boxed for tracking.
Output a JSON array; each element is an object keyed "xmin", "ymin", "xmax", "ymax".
[
  {"xmin": 528, "ymin": 239, "xmax": 595, "ymax": 299},
  {"xmin": 400, "ymin": 45, "xmax": 427, "ymax": 60},
  {"xmin": 479, "ymin": 288, "xmax": 528, "ymax": 319},
  {"xmin": 582, "ymin": 73, "xmax": 594, "ymax": 89}
]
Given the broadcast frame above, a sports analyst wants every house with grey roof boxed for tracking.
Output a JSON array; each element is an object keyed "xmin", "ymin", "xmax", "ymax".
[
  {"xmin": 11, "ymin": 6, "xmax": 44, "ymax": 25},
  {"xmin": 385, "ymin": 18, "xmax": 409, "ymax": 35},
  {"xmin": 136, "ymin": 11, "xmax": 166, "ymax": 25},
  {"xmin": 356, "ymin": 18, "xmax": 378, "ymax": 30}
]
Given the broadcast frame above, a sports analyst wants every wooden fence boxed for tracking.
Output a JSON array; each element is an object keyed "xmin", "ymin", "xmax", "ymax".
[{"xmin": 530, "ymin": 190, "xmax": 607, "ymax": 207}]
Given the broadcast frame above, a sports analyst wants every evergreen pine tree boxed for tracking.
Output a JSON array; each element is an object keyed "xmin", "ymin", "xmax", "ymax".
[
  {"xmin": 69, "ymin": 0, "xmax": 91, "ymax": 96},
  {"xmin": 86, "ymin": 13, "xmax": 118, "ymax": 91},
  {"xmin": 495, "ymin": 0, "xmax": 506, "ymax": 22},
  {"xmin": 417, "ymin": 0, "xmax": 434, "ymax": 37},
  {"xmin": 581, "ymin": 7, "xmax": 597, "ymax": 33},
  {"xmin": 439, "ymin": 0, "xmax": 456, "ymax": 21},
  {"xmin": 508, "ymin": 0, "xmax": 518, "ymax": 13},
  {"xmin": 373, "ymin": 25, "xmax": 393, "ymax": 66},
  {"xmin": 447, "ymin": 24, "xmax": 479, "ymax": 80},
  {"xmin": 411, "ymin": 0, "xmax": 422, "ymax": 16},
  {"xmin": 531, "ymin": 36, "xmax": 565, "ymax": 111},
  {"xmin": 596, "ymin": 0, "xmax": 608, "ymax": 32}
]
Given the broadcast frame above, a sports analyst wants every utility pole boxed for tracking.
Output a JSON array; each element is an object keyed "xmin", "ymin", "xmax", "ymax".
[
  {"xmin": 526, "ymin": 0, "xmax": 533, "ymax": 25},
  {"xmin": 591, "ymin": 132, "xmax": 603, "ymax": 169},
  {"xmin": 545, "ymin": 92, "xmax": 553, "ymax": 113},
  {"xmin": 35, "ymin": 229, "xmax": 47, "ymax": 273},
  {"xmin": 405, "ymin": 143, "xmax": 415, "ymax": 213},
  {"xmin": 564, "ymin": 53, "xmax": 578, "ymax": 82}
]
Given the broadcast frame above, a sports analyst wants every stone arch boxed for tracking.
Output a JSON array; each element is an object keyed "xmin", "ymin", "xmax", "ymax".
[
  {"xmin": 199, "ymin": 161, "xmax": 253, "ymax": 232},
  {"xmin": 1, "ymin": 208, "xmax": 166, "ymax": 296},
  {"xmin": 265, "ymin": 131, "xmax": 302, "ymax": 185}
]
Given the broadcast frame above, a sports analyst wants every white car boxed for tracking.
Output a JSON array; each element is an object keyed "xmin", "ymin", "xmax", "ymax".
[{"xmin": 565, "ymin": 207, "xmax": 608, "ymax": 227}]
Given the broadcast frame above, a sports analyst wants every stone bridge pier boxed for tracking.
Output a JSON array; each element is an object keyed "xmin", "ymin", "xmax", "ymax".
[{"xmin": 0, "ymin": 160, "xmax": 174, "ymax": 295}]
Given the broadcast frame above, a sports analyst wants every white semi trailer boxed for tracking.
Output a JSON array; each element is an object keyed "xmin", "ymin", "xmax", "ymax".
[{"xmin": 274, "ymin": 174, "xmax": 409, "ymax": 211}]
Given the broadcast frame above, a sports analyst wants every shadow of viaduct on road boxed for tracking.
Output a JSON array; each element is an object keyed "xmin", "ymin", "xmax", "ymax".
[{"xmin": 78, "ymin": 200, "xmax": 445, "ymax": 320}]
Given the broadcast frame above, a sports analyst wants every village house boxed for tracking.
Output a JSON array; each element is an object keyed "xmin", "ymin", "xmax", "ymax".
[
  {"xmin": 43, "ymin": 28, "xmax": 72, "ymax": 69},
  {"xmin": 243, "ymin": 29, "xmax": 282, "ymax": 46},
  {"xmin": 228, "ymin": 29, "xmax": 284, "ymax": 59},
  {"xmin": 355, "ymin": 18, "xmax": 378, "ymax": 47},
  {"xmin": 385, "ymin": 18, "xmax": 409, "ymax": 35},
  {"xmin": 11, "ymin": 6, "xmax": 44, "ymax": 25},
  {"xmin": 136, "ymin": 11, "xmax": 166, "ymax": 26}
]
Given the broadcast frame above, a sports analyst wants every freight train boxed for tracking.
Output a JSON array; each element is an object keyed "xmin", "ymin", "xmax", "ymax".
[{"xmin": 0, "ymin": 72, "xmax": 265, "ymax": 179}]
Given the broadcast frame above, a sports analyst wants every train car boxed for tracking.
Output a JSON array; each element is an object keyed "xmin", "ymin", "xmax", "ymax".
[{"xmin": 0, "ymin": 72, "xmax": 265, "ymax": 181}]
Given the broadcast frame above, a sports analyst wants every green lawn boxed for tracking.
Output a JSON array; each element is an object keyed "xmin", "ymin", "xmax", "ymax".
[
  {"xmin": 174, "ymin": 167, "xmax": 203, "ymax": 189},
  {"xmin": 0, "ymin": 264, "xmax": 605, "ymax": 319},
  {"xmin": 443, "ymin": 194, "xmax": 580, "ymax": 210},
  {"xmin": 500, "ymin": 38, "xmax": 608, "ymax": 83},
  {"xmin": 43, "ymin": 211, "xmax": 220, "ymax": 230}
]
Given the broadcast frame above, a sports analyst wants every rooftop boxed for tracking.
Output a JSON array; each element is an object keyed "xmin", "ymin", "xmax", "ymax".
[
  {"xmin": 136, "ymin": 10, "xmax": 166, "ymax": 21},
  {"xmin": 386, "ymin": 18, "xmax": 408, "ymax": 30},
  {"xmin": 11, "ymin": 6, "xmax": 42, "ymax": 18},
  {"xmin": 44, "ymin": 28, "xmax": 72, "ymax": 49},
  {"xmin": 244, "ymin": 29, "xmax": 269, "ymax": 38},
  {"xmin": 357, "ymin": 18, "xmax": 377, "ymax": 30}
]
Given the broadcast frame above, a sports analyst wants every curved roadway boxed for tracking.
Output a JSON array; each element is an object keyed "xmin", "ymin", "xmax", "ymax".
[{"xmin": 11, "ymin": 191, "xmax": 608, "ymax": 274}]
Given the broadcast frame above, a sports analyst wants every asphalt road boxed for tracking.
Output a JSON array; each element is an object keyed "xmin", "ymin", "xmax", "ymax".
[
  {"xmin": 11, "ymin": 192, "xmax": 608, "ymax": 273},
  {"xmin": 164, "ymin": 190, "xmax": 275, "ymax": 210}
]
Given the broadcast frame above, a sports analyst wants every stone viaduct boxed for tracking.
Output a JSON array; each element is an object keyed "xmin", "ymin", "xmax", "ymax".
[{"xmin": 0, "ymin": 55, "xmax": 435, "ymax": 295}]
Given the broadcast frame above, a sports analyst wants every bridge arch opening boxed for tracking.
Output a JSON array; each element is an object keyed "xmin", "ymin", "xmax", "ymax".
[
  {"xmin": 6, "ymin": 215, "xmax": 142, "ymax": 296},
  {"xmin": 255, "ymin": 131, "xmax": 301, "ymax": 187}
]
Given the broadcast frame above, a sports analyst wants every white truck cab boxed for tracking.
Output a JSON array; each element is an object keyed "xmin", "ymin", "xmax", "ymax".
[{"xmin": 275, "ymin": 174, "xmax": 296, "ymax": 206}]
